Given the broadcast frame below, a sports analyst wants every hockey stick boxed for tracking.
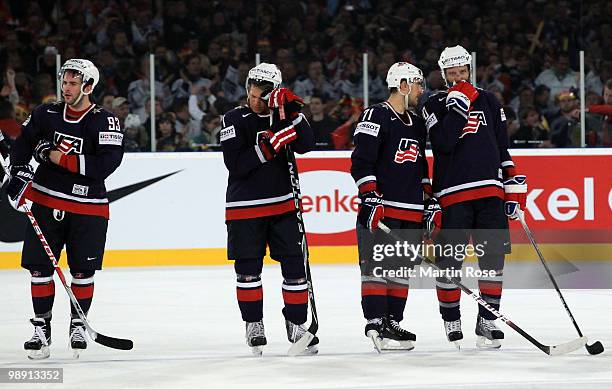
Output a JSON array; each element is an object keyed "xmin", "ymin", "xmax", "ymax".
[
  {"xmin": 377, "ymin": 221, "xmax": 586, "ymax": 356},
  {"xmin": 0, "ymin": 133, "xmax": 133, "ymax": 351},
  {"xmin": 517, "ymin": 209, "xmax": 604, "ymax": 355},
  {"xmin": 272, "ymin": 106, "xmax": 319, "ymax": 356}
]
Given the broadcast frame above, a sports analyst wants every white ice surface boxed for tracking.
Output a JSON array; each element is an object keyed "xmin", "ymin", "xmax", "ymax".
[{"xmin": 1, "ymin": 265, "xmax": 611, "ymax": 389}]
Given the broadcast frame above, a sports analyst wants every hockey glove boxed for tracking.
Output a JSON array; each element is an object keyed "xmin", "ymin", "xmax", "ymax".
[
  {"xmin": 268, "ymin": 88, "xmax": 305, "ymax": 120},
  {"xmin": 255, "ymin": 119, "xmax": 298, "ymax": 162},
  {"xmin": 33, "ymin": 140, "xmax": 54, "ymax": 164},
  {"xmin": 423, "ymin": 197, "xmax": 442, "ymax": 240},
  {"xmin": 358, "ymin": 190, "xmax": 384, "ymax": 232},
  {"xmin": 504, "ymin": 175, "xmax": 527, "ymax": 220},
  {"xmin": 446, "ymin": 81, "xmax": 479, "ymax": 118},
  {"xmin": 6, "ymin": 164, "xmax": 34, "ymax": 211},
  {"xmin": 269, "ymin": 118, "xmax": 298, "ymax": 151}
]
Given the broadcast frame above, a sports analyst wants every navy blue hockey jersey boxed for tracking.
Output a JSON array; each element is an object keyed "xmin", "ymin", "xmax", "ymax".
[
  {"xmin": 422, "ymin": 89, "xmax": 517, "ymax": 208},
  {"xmin": 351, "ymin": 102, "xmax": 431, "ymax": 223},
  {"xmin": 10, "ymin": 102, "xmax": 124, "ymax": 218},
  {"xmin": 221, "ymin": 105, "xmax": 314, "ymax": 220}
]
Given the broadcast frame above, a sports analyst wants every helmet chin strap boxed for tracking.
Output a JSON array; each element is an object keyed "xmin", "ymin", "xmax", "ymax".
[{"xmin": 399, "ymin": 84, "xmax": 413, "ymax": 110}]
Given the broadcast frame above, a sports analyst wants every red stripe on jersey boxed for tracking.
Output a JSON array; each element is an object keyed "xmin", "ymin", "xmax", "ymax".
[
  {"xmin": 226, "ymin": 199, "xmax": 296, "ymax": 220},
  {"xmin": 358, "ymin": 181, "xmax": 377, "ymax": 194},
  {"xmin": 361, "ymin": 282, "xmax": 387, "ymax": 296},
  {"xmin": 71, "ymin": 284, "xmax": 94, "ymax": 299},
  {"xmin": 32, "ymin": 282, "xmax": 55, "ymax": 297},
  {"xmin": 478, "ymin": 281, "xmax": 503, "ymax": 296},
  {"xmin": 384, "ymin": 207, "xmax": 423, "ymax": 222},
  {"xmin": 436, "ymin": 287, "xmax": 460, "ymax": 303},
  {"xmin": 236, "ymin": 287, "xmax": 263, "ymax": 302},
  {"xmin": 386, "ymin": 285, "xmax": 409, "ymax": 298},
  {"xmin": 282, "ymin": 290, "xmax": 308, "ymax": 304},
  {"xmin": 439, "ymin": 186, "xmax": 504, "ymax": 208},
  {"xmin": 27, "ymin": 189, "xmax": 110, "ymax": 219},
  {"xmin": 59, "ymin": 154, "xmax": 79, "ymax": 173}
]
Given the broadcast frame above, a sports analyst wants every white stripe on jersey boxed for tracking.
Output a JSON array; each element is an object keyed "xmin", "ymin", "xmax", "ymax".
[
  {"xmin": 226, "ymin": 193, "xmax": 294, "ymax": 208},
  {"xmin": 32, "ymin": 183, "xmax": 108, "ymax": 203},
  {"xmin": 434, "ymin": 179, "xmax": 503, "ymax": 198}
]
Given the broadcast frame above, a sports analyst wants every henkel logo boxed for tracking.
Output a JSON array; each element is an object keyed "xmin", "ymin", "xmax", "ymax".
[
  {"xmin": 527, "ymin": 177, "xmax": 604, "ymax": 222},
  {"xmin": 299, "ymin": 170, "xmax": 358, "ymax": 234}
]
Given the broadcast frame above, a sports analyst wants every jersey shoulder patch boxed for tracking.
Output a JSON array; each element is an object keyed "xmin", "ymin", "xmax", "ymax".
[{"xmin": 354, "ymin": 104, "xmax": 385, "ymax": 137}]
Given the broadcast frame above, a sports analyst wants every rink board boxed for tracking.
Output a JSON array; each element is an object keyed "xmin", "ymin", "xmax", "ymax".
[{"xmin": 0, "ymin": 149, "xmax": 610, "ymax": 268}]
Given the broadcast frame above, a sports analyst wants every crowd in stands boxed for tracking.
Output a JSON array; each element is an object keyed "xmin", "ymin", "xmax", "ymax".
[{"xmin": 0, "ymin": 0, "xmax": 611, "ymax": 150}]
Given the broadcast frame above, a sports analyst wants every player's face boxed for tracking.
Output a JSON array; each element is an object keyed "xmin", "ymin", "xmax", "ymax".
[
  {"xmin": 248, "ymin": 85, "xmax": 269, "ymax": 114},
  {"xmin": 604, "ymin": 87, "xmax": 612, "ymax": 105},
  {"xmin": 62, "ymin": 71, "xmax": 84, "ymax": 105},
  {"xmin": 444, "ymin": 65, "xmax": 470, "ymax": 85},
  {"xmin": 408, "ymin": 80, "xmax": 424, "ymax": 106}
]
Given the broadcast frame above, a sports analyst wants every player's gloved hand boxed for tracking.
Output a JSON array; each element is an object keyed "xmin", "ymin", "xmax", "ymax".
[
  {"xmin": 33, "ymin": 140, "xmax": 54, "ymax": 164},
  {"xmin": 358, "ymin": 190, "xmax": 384, "ymax": 232},
  {"xmin": 504, "ymin": 175, "xmax": 527, "ymax": 220},
  {"xmin": 446, "ymin": 81, "xmax": 479, "ymax": 117},
  {"xmin": 423, "ymin": 197, "xmax": 442, "ymax": 240},
  {"xmin": 6, "ymin": 164, "xmax": 34, "ymax": 211},
  {"xmin": 256, "ymin": 119, "xmax": 298, "ymax": 161},
  {"xmin": 268, "ymin": 88, "xmax": 304, "ymax": 120}
]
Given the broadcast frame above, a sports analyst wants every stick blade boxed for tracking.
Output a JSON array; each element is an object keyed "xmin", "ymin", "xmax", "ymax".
[
  {"xmin": 547, "ymin": 336, "xmax": 587, "ymax": 356},
  {"xmin": 586, "ymin": 341, "xmax": 604, "ymax": 355},
  {"xmin": 94, "ymin": 333, "xmax": 134, "ymax": 350},
  {"xmin": 287, "ymin": 332, "xmax": 315, "ymax": 356}
]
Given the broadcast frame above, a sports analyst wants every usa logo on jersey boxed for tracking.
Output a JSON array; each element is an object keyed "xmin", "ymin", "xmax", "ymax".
[
  {"xmin": 54, "ymin": 132, "xmax": 83, "ymax": 154},
  {"xmin": 394, "ymin": 138, "xmax": 420, "ymax": 163},
  {"xmin": 460, "ymin": 110, "xmax": 487, "ymax": 138}
]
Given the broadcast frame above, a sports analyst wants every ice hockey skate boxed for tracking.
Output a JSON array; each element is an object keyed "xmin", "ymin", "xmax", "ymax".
[
  {"xmin": 286, "ymin": 320, "xmax": 318, "ymax": 355},
  {"xmin": 70, "ymin": 318, "xmax": 88, "ymax": 358},
  {"xmin": 475, "ymin": 315, "xmax": 504, "ymax": 349},
  {"xmin": 24, "ymin": 318, "xmax": 51, "ymax": 360},
  {"xmin": 379, "ymin": 317, "xmax": 415, "ymax": 351},
  {"xmin": 444, "ymin": 319, "xmax": 463, "ymax": 349},
  {"xmin": 245, "ymin": 320, "xmax": 266, "ymax": 356}
]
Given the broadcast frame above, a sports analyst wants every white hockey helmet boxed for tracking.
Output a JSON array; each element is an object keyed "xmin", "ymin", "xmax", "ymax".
[
  {"xmin": 386, "ymin": 62, "xmax": 424, "ymax": 89},
  {"xmin": 245, "ymin": 62, "xmax": 282, "ymax": 94},
  {"xmin": 438, "ymin": 45, "xmax": 472, "ymax": 85},
  {"xmin": 58, "ymin": 59, "xmax": 100, "ymax": 95}
]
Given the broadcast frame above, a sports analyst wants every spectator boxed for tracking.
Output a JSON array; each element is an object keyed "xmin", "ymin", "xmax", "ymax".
[
  {"xmin": 585, "ymin": 78, "xmax": 612, "ymax": 146},
  {"xmin": 128, "ymin": 55, "xmax": 171, "ymax": 122},
  {"xmin": 535, "ymin": 52, "xmax": 578, "ymax": 106},
  {"xmin": 123, "ymin": 113, "xmax": 148, "ymax": 152},
  {"xmin": 307, "ymin": 93, "xmax": 340, "ymax": 150},
  {"xmin": 170, "ymin": 54, "xmax": 213, "ymax": 107},
  {"xmin": 511, "ymin": 106, "xmax": 551, "ymax": 148},
  {"xmin": 0, "ymin": 97, "xmax": 21, "ymax": 141},
  {"xmin": 0, "ymin": 68, "xmax": 19, "ymax": 105},
  {"xmin": 111, "ymin": 96, "xmax": 130, "ymax": 128},
  {"xmin": 293, "ymin": 61, "xmax": 337, "ymax": 101},
  {"xmin": 550, "ymin": 91, "xmax": 580, "ymax": 147},
  {"xmin": 101, "ymin": 93, "xmax": 115, "ymax": 112},
  {"xmin": 193, "ymin": 114, "xmax": 222, "ymax": 150},
  {"xmin": 533, "ymin": 85, "xmax": 554, "ymax": 121},
  {"xmin": 156, "ymin": 113, "xmax": 179, "ymax": 151}
]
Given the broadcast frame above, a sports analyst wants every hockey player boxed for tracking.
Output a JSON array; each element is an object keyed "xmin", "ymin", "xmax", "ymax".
[
  {"xmin": 422, "ymin": 46, "xmax": 527, "ymax": 349},
  {"xmin": 5, "ymin": 59, "xmax": 124, "ymax": 359},
  {"xmin": 220, "ymin": 63, "xmax": 317, "ymax": 355},
  {"xmin": 351, "ymin": 62, "xmax": 431, "ymax": 352}
]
